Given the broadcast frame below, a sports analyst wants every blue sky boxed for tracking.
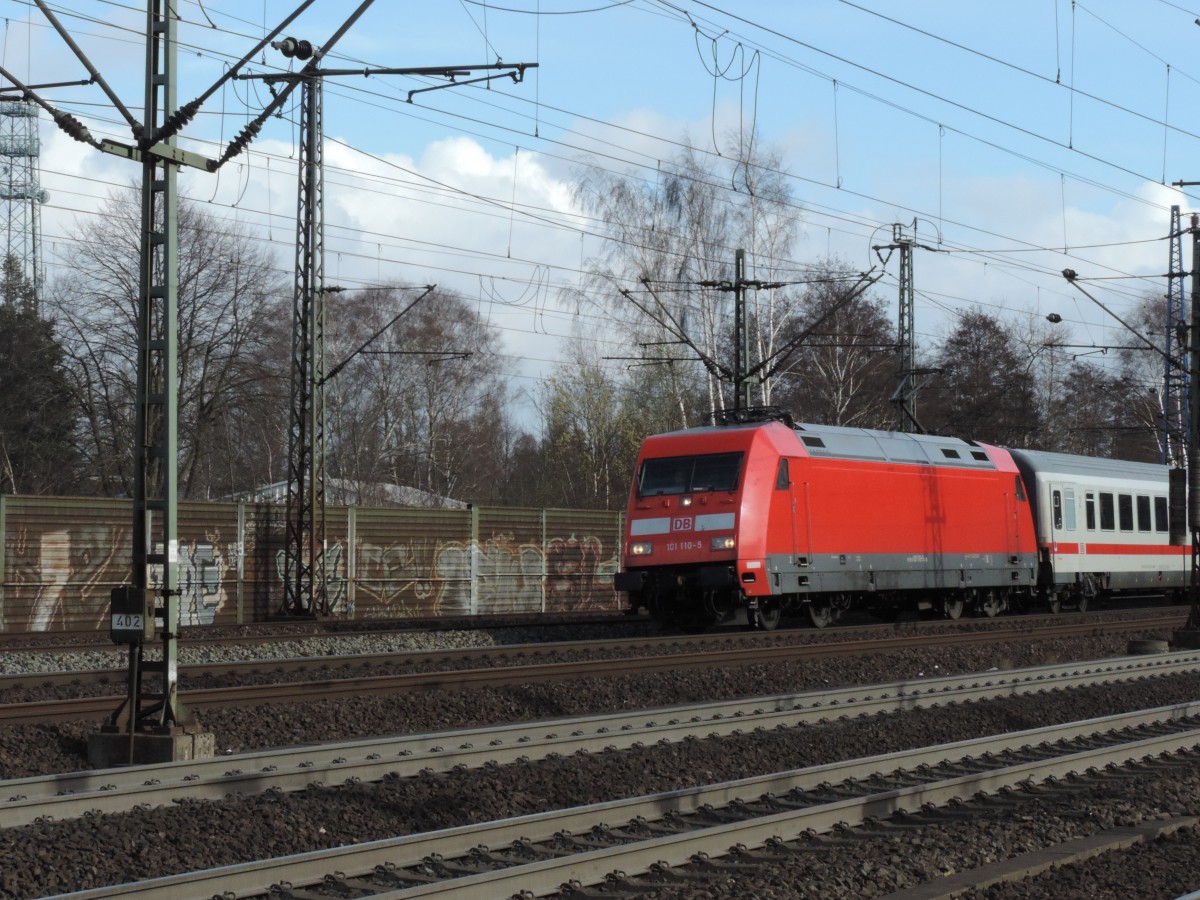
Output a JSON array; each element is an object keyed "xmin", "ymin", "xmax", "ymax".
[{"xmin": 10, "ymin": 0, "xmax": 1200, "ymax": 426}]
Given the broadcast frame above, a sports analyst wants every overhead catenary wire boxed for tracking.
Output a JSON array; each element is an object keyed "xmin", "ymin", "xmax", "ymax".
[{"xmin": 12, "ymin": 1, "xmax": 1195, "ymax": 393}]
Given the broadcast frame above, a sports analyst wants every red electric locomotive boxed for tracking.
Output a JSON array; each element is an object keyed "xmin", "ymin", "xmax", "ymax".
[
  {"xmin": 616, "ymin": 408, "xmax": 1186, "ymax": 629},
  {"xmin": 615, "ymin": 408, "xmax": 1039, "ymax": 629}
]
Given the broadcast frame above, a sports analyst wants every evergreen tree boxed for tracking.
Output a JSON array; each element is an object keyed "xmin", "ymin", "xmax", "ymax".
[
  {"xmin": 0, "ymin": 255, "xmax": 79, "ymax": 494},
  {"xmin": 922, "ymin": 309, "xmax": 1042, "ymax": 446}
]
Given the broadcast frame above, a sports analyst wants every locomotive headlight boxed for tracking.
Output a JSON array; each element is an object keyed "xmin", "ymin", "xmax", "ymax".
[
  {"xmin": 711, "ymin": 535, "xmax": 735, "ymax": 551},
  {"xmin": 629, "ymin": 541, "xmax": 653, "ymax": 556},
  {"xmin": 679, "ymin": 496, "xmax": 693, "ymax": 507}
]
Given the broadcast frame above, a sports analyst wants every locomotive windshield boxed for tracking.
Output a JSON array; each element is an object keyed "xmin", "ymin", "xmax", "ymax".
[{"xmin": 637, "ymin": 452, "xmax": 744, "ymax": 497}]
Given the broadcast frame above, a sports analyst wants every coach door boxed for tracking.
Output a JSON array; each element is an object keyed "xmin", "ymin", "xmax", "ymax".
[{"xmin": 1049, "ymin": 482, "xmax": 1078, "ymax": 572}]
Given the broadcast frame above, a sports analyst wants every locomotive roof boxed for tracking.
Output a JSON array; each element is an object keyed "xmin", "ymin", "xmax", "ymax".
[
  {"xmin": 654, "ymin": 420, "xmax": 1000, "ymax": 470},
  {"xmin": 648, "ymin": 415, "xmax": 1166, "ymax": 481},
  {"xmin": 789, "ymin": 422, "xmax": 998, "ymax": 468}
]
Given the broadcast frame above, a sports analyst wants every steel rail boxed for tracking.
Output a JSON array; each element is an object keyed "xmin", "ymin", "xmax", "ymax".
[
  {"xmin": 42, "ymin": 705, "xmax": 1200, "ymax": 900},
  {"xmin": 0, "ymin": 614, "xmax": 1181, "ymax": 696},
  {"xmin": 5, "ymin": 650, "xmax": 1200, "ymax": 829},
  {"xmin": 0, "ymin": 611, "xmax": 637, "ymax": 654},
  {"xmin": 0, "ymin": 608, "xmax": 1184, "ymax": 675}
]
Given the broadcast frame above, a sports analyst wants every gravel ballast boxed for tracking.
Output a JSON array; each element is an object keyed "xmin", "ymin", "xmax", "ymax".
[{"xmin": 1, "ymin": 626, "xmax": 1197, "ymax": 898}]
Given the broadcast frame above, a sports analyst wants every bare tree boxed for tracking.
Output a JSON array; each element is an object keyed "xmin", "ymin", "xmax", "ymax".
[
  {"xmin": 772, "ymin": 258, "xmax": 895, "ymax": 427},
  {"xmin": 49, "ymin": 187, "xmax": 287, "ymax": 498},
  {"xmin": 324, "ymin": 286, "xmax": 512, "ymax": 505},
  {"xmin": 570, "ymin": 131, "xmax": 803, "ymax": 419},
  {"xmin": 534, "ymin": 333, "xmax": 685, "ymax": 510},
  {"xmin": 1110, "ymin": 290, "xmax": 1181, "ymax": 462}
]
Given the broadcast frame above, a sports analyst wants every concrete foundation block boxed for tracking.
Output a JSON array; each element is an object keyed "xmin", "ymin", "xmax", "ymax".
[
  {"xmin": 1172, "ymin": 629, "xmax": 1200, "ymax": 650},
  {"xmin": 87, "ymin": 730, "xmax": 216, "ymax": 769}
]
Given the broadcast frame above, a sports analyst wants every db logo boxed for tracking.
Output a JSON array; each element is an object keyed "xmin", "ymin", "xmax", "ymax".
[{"xmin": 672, "ymin": 516, "xmax": 693, "ymax": 532}]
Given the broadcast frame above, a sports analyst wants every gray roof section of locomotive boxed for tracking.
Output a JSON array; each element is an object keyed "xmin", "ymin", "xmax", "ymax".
[
  {"xmin": 792, "ymin": 422, "xmax": 998, "ymax": 468},
  {"xmin": 663, "ymin": 419, "xmax": 998, "ymax": 470},
  {"xmin": 657, "ymin": 417, "xmax": 1166, "ymax": 484}
]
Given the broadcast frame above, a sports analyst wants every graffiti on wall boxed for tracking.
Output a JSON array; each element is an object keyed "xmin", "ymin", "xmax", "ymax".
[
  {"xmin": 12, "ymin": 524, "xmax": 125, "ymax": 632},
  {"xmin": 3, "ymin": 509, "xmax": 622, "ymax": 632},
  {"xmin": 356, "ymin": 538, "xmax": 446, "ymax": 614},
  {"xmin": 8, "ymin": 523, "xmax": 237, "ymax": 632},
  {"xmin": 353, "ymin": 532, "xmax": 620, "ymax": 617},
  {"xmin": 546, "ymin": 535, "xmax": 616, "ymax": 607},
  {"xmin": 273, "ymin": 541, "xmax": 349, "ymax": 616},
  {"xmin": 149, "ymin": 537, "xmax": 232, "ymax": 627}
]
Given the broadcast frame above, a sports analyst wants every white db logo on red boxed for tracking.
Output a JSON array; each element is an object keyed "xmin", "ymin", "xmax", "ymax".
[{"xmin": 672, "ymin": 517, "xmax": 693, "ymax": 531}]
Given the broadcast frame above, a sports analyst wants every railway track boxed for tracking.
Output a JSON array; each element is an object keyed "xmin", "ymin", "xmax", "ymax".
[
  {"xmin": 0, "ymin": 611, "xmax": 639, "ymax": 654},
  {"xmin": 1, "ymin": 617, "xmax": 1184, "ymax": 724},
  {"xmin": 0, "ymin": 605, "xmax": 1181, "ymax": 661},
  {"xmin": 43, "ymin": 699, "xmax": 1200, "ymax": 899},
  {"xmin": 5, "ymin": 650, "xmax": 1198, "ymax": 828}
]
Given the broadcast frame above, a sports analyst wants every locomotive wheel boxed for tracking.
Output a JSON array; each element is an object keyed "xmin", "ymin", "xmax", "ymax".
[
  {"xmin": 1047, "ymin": 595, "xmax": 1063, "ymax": 614},
  {"xmin": 942, "ymin": 596, "xmax": 965, "ymax": 620},
  {"xmin": 977, "ymin": 590, "xmax": 1003, "ymax": 618},
  {"xmin": 807, "ymin": 602, "xmax": 834, "ymax": 629},
  {"xmin": 754, "ymin": 602, "xmax": 782, "ymax": 631}
]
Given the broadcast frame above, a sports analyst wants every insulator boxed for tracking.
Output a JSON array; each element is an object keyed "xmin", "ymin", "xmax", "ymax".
[
  {"xmin": 162, "ymin": 100, "xmax": 201, "ymax": 137},
  {"xmin": 52, "ymin": 110, "xmax": 92, "ymax": 144},
  {"xmin": 219, "ymin": 120, "xmax": 262, "ymax": 165},
  {"xmin": 273, "ymin": 37, "xmax": 314, "ymax": 60}
]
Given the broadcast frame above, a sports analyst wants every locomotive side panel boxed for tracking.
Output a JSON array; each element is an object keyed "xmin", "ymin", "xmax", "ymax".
[{"xmin": 771, "ymin": 456, "xmax": 1034, "ymax": 597}]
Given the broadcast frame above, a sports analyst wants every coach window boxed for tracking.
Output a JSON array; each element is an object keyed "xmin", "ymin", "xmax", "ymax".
[
  {"xmin": 1136, "ymin": 495, "xmax": 1152, "ymax": 532},
  {"xmin": 1155, "ymin": 496, "xmax": 1169, "ymax": 532},
  {"xmin": 1118, "ymin": 494, "xmax": 1134, "ymax": 531},
  {"xmin": 1099, "ymin": 493, "xmax": 1115, "ymax": 531},
  {"xmin": 1085, "ymin": 492, "xmax": 1096, "ymax": 530},
  {"xmin": 1063, "ymin": 489, "xmax": 1076, "ymax": 530},
  {"xmin": 1052, "ymin": 490, "xmax": 1063, "ymax": 529}
]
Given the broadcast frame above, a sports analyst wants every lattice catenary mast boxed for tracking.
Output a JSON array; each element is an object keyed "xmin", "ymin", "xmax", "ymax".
[
  {"xmin": 0, "ymin": 100, "xmax": 49, "ymax": 299},
  {"xmin": 1164, "ymin": 204, "xmax": 1189, "ymax": 466}
]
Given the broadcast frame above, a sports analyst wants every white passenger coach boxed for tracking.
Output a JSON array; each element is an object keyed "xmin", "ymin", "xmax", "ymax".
[{"xmin": 1008, "ymin": 449, "xmax": 1188, "ymax": 611}]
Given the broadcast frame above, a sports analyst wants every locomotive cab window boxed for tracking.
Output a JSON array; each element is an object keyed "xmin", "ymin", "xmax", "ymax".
[{"xmin": 638, "ymin": 452, "xmax": 744, "ymax": 497}]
